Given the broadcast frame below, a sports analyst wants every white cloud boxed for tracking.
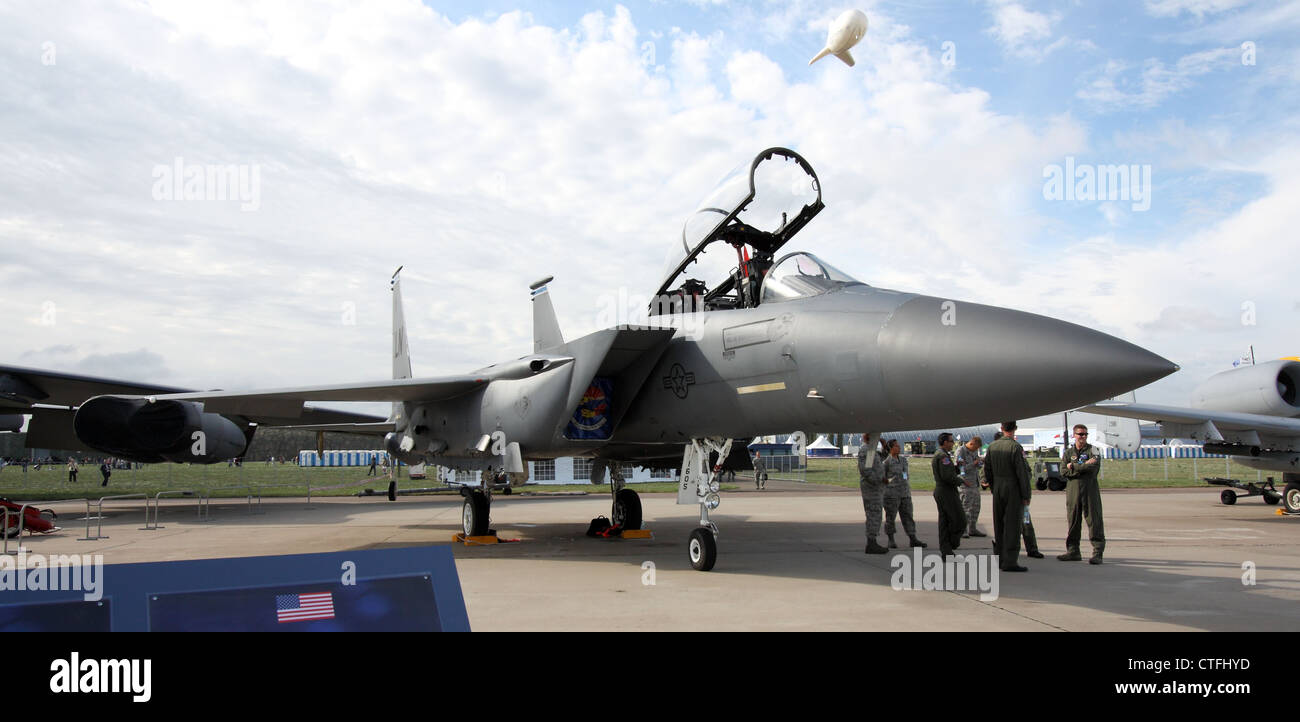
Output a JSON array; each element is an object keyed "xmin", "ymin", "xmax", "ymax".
[
  {"xmin": 1076, "ymin": 47, "xmax": 1239, "ymax": 110},
  {"xmin": 0, "ymin": 0, "xmax": 1292, "ymax": 410},
  {"xmin": 1004, "ymin": 143, "xmax": 1300, "ymax": 398},
  {"xmin": 984, "ymin": 0, "xmax": 1057, "ymax": 59},
  {"xmin": 1158, "ymin": 0, "xmax": 1300, "ymax": 42},
  {"xmin": 1145, "ymin": 0, "xmax": 1251, "ymax": 18}
]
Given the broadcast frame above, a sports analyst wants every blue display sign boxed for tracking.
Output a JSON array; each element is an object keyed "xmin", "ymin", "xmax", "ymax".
[{"xmin": 0, "ymin": 545, "xmax": 468, "ymax": 632}]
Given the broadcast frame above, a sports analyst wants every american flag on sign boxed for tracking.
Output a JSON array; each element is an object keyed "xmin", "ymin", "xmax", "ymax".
[{"xmin": 275, "ymin": 592, "xmax": 335, "ymax": 623}]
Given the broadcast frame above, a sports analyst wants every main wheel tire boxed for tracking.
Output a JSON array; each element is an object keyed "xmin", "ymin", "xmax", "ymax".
[
  {"xmin": 1, "ymin": 521, "xmax": 19, "ymax": 539},
  {"xmin": 1035, "ymin": 479, "xmax": 1047, "ymax": 491},
  {"xmin": 612, "ymin": 489, "xmax": 642, "ymax": 530},
  {"xmin": 462, "ymin": 493, "xmax": 489, "ymax": 537},
  {"xmin": 1221, "ymin": 489, "xmax": 1237, "ymax": 505},
  {"xmin": 1285, "ymin": 482, "xmax": 1300, "ymax": 514},
  {"xmin": 688, "ymin": 527, "xmax": 717, "ymax": 571}
]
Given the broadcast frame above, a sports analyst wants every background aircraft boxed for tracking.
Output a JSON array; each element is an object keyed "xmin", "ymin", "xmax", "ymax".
[
  {"xmin": 0, "ymin": 148, "xmax": 1177, "ymax": 570},
  {"xmin": 1084, "ymin": 357, "xmax": 1300, "ymax": 512}
]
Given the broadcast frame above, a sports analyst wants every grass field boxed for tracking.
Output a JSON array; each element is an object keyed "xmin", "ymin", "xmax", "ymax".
[
  {"xmin": 0, "ymin": 455, "xmax": 1272, "ymax": 502},
  {"xmin": 771, "ymin": 455, "xmax": 1274, "ymax": 491},
  {"xmin": 0, "ymin": 463, "xmax": 726, "ymax": 502}
]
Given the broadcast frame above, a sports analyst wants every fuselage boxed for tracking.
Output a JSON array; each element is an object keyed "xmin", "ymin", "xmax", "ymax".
[{"xmin": 419, "ymin": 282, "xmax": 1176, "ymax": 470}]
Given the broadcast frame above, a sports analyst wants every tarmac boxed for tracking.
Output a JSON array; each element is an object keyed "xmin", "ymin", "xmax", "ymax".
[{"xmin": 9, "ymin": 482, "xmax": 1300, "ymax": 631}]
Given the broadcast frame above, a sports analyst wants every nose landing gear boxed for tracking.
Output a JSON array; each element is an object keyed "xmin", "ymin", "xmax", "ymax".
[{"xmin": 679, "ymin": 438, "xmax": 732, "ymax": 571}]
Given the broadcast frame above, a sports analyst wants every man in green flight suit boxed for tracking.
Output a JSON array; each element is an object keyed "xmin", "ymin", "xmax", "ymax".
[
  {"xmin": 1059, "ymin": 423, "xmax": 1106, "ymax": 564},
  {"xmin": 985, "ymin": 421, "xmax": 1032, "ymax": 572},
  {"xmin": 931, "ymin": 432, "xmax": 966, "ymax": 558}
]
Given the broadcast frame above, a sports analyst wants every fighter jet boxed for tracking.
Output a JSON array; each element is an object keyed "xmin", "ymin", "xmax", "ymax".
[
  {"xmin": 0, "ymin": 148, "xmax": 1177, "ymax": 570},
  {"xmin": 1083, "ymin": 358, "xmax": 1300, "ymax": 513}
]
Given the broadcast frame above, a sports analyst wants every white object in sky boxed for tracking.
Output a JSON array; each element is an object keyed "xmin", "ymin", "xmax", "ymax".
[{"xmin": 809, "ymin": 9, "xmax": 868, "ymax": 67}]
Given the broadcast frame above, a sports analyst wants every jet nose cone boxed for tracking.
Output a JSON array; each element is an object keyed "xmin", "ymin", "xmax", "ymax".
[{"xmin": 877, "ymin": 296, "xmax": 1177, "ymax": 427}]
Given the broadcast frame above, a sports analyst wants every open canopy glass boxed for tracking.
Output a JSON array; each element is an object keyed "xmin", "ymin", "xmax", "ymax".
[{"xmin": 653, "ymin": 148, "xmax": 824, "ymax": 310}]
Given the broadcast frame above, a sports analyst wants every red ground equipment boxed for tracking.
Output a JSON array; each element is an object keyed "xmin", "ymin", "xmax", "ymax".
[{"xmin": 0, "ymin": 498, "xmax": 59, "ymax": 538}]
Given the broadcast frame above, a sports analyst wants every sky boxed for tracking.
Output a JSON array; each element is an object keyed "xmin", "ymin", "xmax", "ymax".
[{"xmin": 2, "ymin": 0, "xmax": 1297, "ymax": 419}]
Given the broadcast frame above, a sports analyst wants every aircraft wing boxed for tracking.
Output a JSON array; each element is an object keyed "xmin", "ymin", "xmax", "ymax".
[
  {"xmin": 139, "ymin": 376, "xmax": 488, "ymax": 418},
  {"xmin": 0, "ymin": 364, "xmax": 187, "ymax": 410},
  {"xmin": 0, "ymin": 363, "xmax": 392, "ymax": 426},
  {"xmin": 1081, "ymin": 402, "xmax": 1300, "ymax": 445},
  {"xmin": 131, "ymin": 354, "xmax": 576, "ymax": 418},
  {"xmin": 271, "ymin": 421, "xmax": 396, "ymax": 435}
]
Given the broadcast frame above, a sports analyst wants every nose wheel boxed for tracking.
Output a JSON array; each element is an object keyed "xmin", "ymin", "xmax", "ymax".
[{"xmin": 688, "ymin": 527, "xmax": 717, "ymax": 571}]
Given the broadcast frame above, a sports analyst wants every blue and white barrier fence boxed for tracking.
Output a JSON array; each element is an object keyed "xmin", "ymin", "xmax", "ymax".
[
  {"xmin": 1103, "ymin": 445, "xmax": 1225, "ymax": 460},
  {"xmin": 297, "ymin": 450, "xmax": 387, "ymax": 467}
]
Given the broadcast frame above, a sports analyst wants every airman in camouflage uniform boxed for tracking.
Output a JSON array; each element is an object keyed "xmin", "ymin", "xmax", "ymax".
[
  {"xmin": 1059, "ymin": 424, "xmax": 1105, "ymax": 564},
  {"xmin": 883, "ymin": 440, "xmax": 926, "ymax": 549},
  {"xmin": 858, "ymin": 434, "xmax": 888, "ymax": 554},
  {"xmin": 932, "ymin": 433, "xmax": 966, "ymax": 557},
  {"xmin": 752, "ymin": 451, "xmax": 767, "ymax": 490},
  {"xmin": 956, "ymin": 437, "xmax": 985, "ymax": 537}
]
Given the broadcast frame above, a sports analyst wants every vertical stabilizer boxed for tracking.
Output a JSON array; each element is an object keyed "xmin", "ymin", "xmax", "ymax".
[
  {"xmin": 391, "ymin": 267, "xmax": 412, "ymax": 422},
  {"xmin": 1077, "ymin": 391, "xmax": 1141, "ymax": 453},
  {"xmin": 1098, "ymin": 391, "xmax": 1141, "ymax": 453},
  {"xmin": 530, "ymin": 276, "xmax": 564, "ymax": 352}
]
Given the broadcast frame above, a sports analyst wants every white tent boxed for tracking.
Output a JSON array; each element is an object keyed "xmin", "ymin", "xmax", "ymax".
[{"xmin": 806, "ymin": 434, "xmax": 839, "ymax": 457}]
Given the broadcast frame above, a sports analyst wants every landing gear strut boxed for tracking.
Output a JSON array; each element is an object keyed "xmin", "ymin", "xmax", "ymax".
[{"xmin": 680, "ymin": 438, "xmax": 732, "ymax": 571}]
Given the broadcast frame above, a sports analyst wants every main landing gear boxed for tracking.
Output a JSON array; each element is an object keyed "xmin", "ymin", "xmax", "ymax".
[
  {"xmin": 1285, "ymin": 473, "xmax": 1300, "ymax": 515},
  {"xmin": 462, "ymin": 485, "xmax": 491, "ymax": 537},
  {"xmin": 681, "ymin": 438, "xmax": 732, "ymax": 571},
  {"xmin": 608, "ymin": 464, "xmax": 643, "ymax": 531}
]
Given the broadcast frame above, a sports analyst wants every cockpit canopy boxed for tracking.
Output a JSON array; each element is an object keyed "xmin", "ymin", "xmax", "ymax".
[
  {"xmin": 652, "ymin": 148, "xmax": 824, "ymax": 313},
  {"xmin": 760, "ymin": 252, "xmax": 867, "ymax": 304}
]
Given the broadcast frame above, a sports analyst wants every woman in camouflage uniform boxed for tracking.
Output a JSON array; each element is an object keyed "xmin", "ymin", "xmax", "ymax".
[
  {"xmin": 956, "ymin": 437, "xmax": 986, "ymax": 537},
  {"xmin": 882, "ymin": 440, "xmax": 926, "ymax": 549}
]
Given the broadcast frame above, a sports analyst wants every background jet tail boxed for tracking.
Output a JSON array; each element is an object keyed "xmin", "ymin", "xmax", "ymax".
[
  {"xmin": 391, "ymin": 267, "xmax": 412, "ymax": 422},
  {"xmin": 1080, "ymin": 391, "xmax": 1141, "ymax": 452},
  {"xmin": 530, "ymin": 276, "xmax": 564, "ymax": 352}
]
